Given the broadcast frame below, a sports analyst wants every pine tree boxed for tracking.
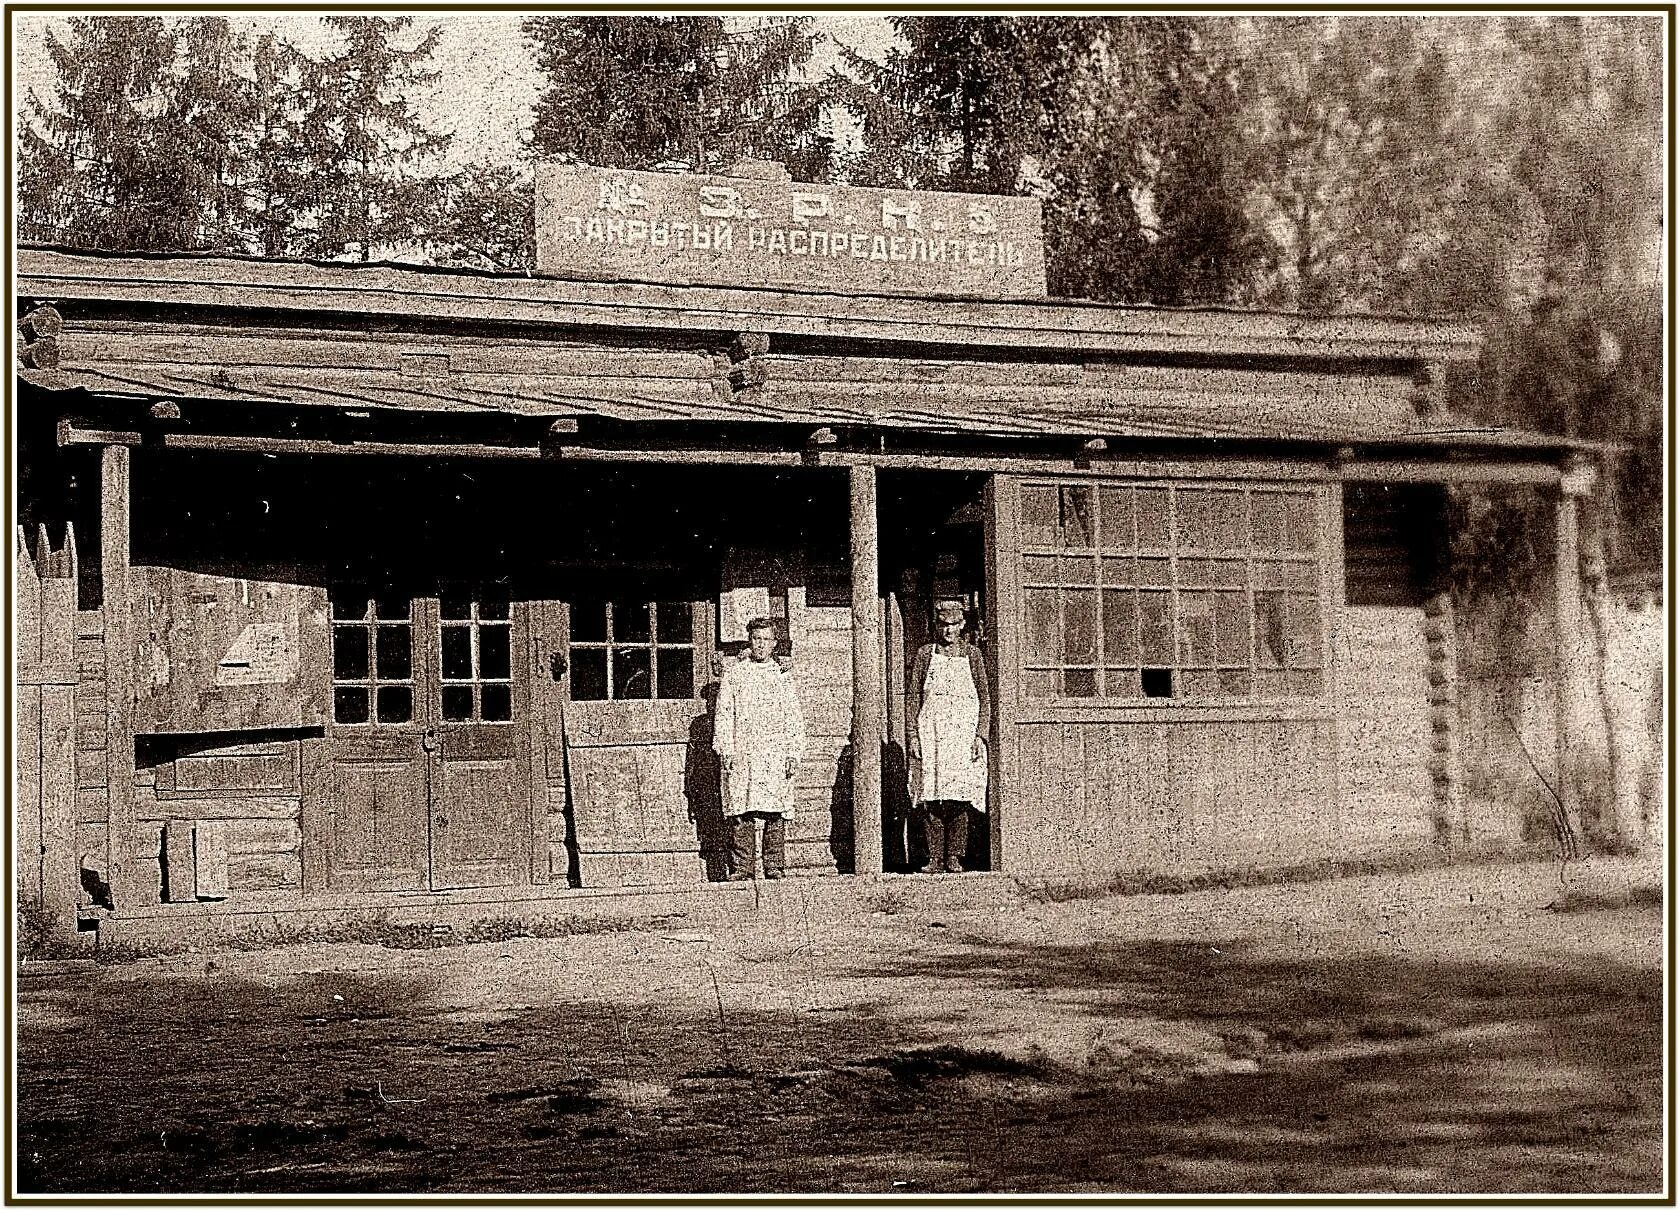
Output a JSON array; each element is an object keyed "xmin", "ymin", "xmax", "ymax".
[
  {"xmin": 523, "ymin": 16, "xmax": 835, "ymax": 178},
  {"xmin": 19, "ymin": 16, "xmax": 188, "ymax": 249},
  {"xmin": 289, "ymin": 15, "xmax": 451, "ymax": 261}
]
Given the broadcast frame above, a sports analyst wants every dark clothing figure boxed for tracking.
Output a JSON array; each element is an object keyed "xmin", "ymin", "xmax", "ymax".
[
  {"xmin": 729, "ymin": 810, "xmax": 788, "ymax": 880},
  {"xmin": 919, "ymin": 800, "xmax": 971, "ymax": 874}
]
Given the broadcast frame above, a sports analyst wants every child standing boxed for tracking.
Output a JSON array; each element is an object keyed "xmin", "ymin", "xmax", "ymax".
[
  {"xmin": 908, "ymin": 598, "xmax": 991, "ymax": 874},
  {"xmin": 713, "ymin": 617, "xmax": 806, "ymax": 880}
]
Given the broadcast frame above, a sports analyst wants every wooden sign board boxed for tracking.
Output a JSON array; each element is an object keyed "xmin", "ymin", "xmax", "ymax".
[
  {"xmin": 133, "ymin": 567, "xmax": 330, "ymax": 734},
  {"xmin": 535, "ymin": 163, "xmax": 1048, "ymax": 300}
]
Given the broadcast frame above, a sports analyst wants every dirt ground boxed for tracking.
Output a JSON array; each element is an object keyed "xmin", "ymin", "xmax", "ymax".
[{"xmin": 14, "ymin": 856, "xmax": 1665, "ymax": 1196}]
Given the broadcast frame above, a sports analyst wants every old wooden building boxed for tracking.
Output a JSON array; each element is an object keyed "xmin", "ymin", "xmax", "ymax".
[{"xmin": 13, "ymin": 166, "xmax": 1598, "ymax": 946}]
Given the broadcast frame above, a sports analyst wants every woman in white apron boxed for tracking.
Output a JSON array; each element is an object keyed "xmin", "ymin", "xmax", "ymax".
[{"xmin": 908, "ymin": 598, "xmax": 991, "ymax": 873}]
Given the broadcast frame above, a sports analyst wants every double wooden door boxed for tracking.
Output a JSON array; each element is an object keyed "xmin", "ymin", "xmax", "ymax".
[{"xmin": 320, "ymin": 584, "xmax": 532, "ymax": 891}]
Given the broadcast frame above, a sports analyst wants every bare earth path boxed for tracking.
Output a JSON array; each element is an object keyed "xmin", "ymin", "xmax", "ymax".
[{"xmin": 15, "ymin": 857, "xmax": 1663, "ymax": 1195}]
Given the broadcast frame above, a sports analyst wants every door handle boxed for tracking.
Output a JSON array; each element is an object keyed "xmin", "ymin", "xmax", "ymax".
[
  {"xmin": 549, "ymin": 652, "xmax": 568, "ymax": 679},
  {"xmin": 421, "ymin": 726, "xmax": 437, "ymax": 752}
]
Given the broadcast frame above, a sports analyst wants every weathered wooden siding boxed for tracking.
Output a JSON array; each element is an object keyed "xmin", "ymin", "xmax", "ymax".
[
  {"xmin": 132, "ymin": 736, "xmax": 307, "ymax": 899},
  {"xmin": 1335, "ymin": 606, "xmax": 1435, "ymax": 850},
  {"xmin": 1005, "ymin": 717, "xmax": 1339, "ymax": 878},
  {"xmin": 787, "ymin": 600, "xmax": 854, "ymax": 873}
]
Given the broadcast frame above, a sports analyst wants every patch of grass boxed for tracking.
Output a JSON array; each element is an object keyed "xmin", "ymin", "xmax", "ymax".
[
  {"xmin": 861, "ymin": 1045, "xmax": 1056, "ymax": 1087},
  {"xmin": 1018, "ymin": 841, "xmax": 1560, "ymax": 906},
  {"xmin": 16, "ymin": 904, "xmax": 89, "ymax": 961},
  {"xmin": 1548, "ymin": 883, "xmax": 1664, "ymax": 914}
]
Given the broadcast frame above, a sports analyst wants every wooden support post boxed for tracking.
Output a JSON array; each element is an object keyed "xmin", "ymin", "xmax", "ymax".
[
  {"xmin": 1553, "ymin": 487, "xmax": 1585, "ymax": 850},
  {"xmin": 101, "ymin": 444, "xmax": 139, "ymax": 906},
  {"xmin": 849, "ymin": 465, "xmax": 883, "ymax": 876},
  {"xmin": 39, "ymin": 542, "xmax": 79, "ymax": 934}
]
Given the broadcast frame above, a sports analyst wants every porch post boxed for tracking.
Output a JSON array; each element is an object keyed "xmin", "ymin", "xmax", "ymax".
[
  {"xmin": 102, "ymin": 443, "xmax": 139, "ymax": 906},
  {"xmin": 849, "ymin": 465, "xmax": 884, "ymax": 875},
  {"xmin": 1553, "ymin": 481, "xmax": 1585, "ymax": 848}
]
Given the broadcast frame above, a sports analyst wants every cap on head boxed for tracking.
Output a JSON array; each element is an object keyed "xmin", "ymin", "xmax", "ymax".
[
  {"xmin": 745, "ymin": 616, "xmax": 777, "ymax": 637},
  {"xmin": 933, "ymin": 598, "xmax": 967, "ymax": 623}
]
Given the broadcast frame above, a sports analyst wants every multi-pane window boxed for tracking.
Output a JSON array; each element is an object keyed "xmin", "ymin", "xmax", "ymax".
[
  {"xmin": 569, "ymin": 600, "xmax": 695, "ymax": 701},
  {"xmin": 331, "ymin": 590, "xmax": 415, "ymax": 725},
  {"xmin": 439, "ymin": 587, "xmax": 514, "ymax": 722},
  {"xmin": 1020, "ymin": 481, "xmax": 1324, "ymax": 701}
]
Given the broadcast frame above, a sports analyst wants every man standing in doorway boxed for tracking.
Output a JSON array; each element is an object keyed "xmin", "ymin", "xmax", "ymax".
[
  {"xmin": 908, "ymin": 597, "xmax": 991, "ymax": 873},
  {"xmin": 714, "ymin": 617, "xmax": 805, "ymax": 880}
]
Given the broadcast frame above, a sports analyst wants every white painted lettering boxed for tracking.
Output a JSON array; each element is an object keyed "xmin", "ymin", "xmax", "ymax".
[
  {"xmin": 880, "ymin": 197, "xmax": 922, "ymax": 231},
  {"xmin": 749, "ymin": 226, "xmax": 767, "ymax": 251},
  {"xmin": 698, "ymin": 185, "xmax": 741, "ymax": 219},
  {"xmin": 791, "ymin": 190, "xmax": 833, "ymax": 225},
  {"xmin": 713, "ymin": 222, "xmax": 734, "ymax": 250},
  {"xmin": 768, "ymin": 229, "xmax": 788, "ymax": 254},
  {"xmin": 870, "ymin": 235, "xmax": 890, "ymax": 261},
  {"xmin": 966, "ymin": 202, "xmax": 998, "ymax": 236},
  {"xmin": 789, "ymin": 229, "xmax": 808, "ymax": 256}
]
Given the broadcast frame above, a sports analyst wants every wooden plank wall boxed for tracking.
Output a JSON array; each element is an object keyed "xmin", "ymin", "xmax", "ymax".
[
  {"xmin": 15, "ymin": 526, "xmax": 80, "ymax": 932},
  {"xmin": 1006, "ymin": 718, "xmax": 1339, "ymax": 879},
  {"xmin": 132, "ymin": 737, "xmax": 307, "ymax": 900},
  {"xmin": 1334, "ymin": 607, "xmax": 1436, "ymax": 850},
  {"xmin": 787, "ymin": 601, "xmax": 854, "ymax": 873}
]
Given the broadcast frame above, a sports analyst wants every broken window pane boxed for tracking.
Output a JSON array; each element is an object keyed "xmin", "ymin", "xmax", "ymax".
[
  {"xmin": 1059, "ymin": 486, "xmax": 1095, "ymax": 548},
  {"xmin": 1255, "ymin": 591, "xmax": 1287, "ymax": 668}
]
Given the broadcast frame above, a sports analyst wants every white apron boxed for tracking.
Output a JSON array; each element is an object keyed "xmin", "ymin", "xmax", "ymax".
[
  {"xmin": 714, "ymin": 657, "xmax": 805, "ymax": 817},
  {"xmin": 915, "ymin": 647, "xmax": 988, "ymax": 810}
]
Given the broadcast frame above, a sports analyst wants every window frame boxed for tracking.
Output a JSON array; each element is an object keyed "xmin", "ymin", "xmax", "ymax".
[
  {"xmin": 1013, "ymin": 477, "xmax": 1333, "ymax": 708},
  {"xmin": 566, "ymin": 598, "xmax": 702, "ymax": 703}
]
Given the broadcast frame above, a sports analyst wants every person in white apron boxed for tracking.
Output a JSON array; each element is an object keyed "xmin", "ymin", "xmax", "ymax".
[
  {"xmin": 714, "ymin": 617, "xmax": 805, "ymax": 879},
  {"xmin": 908, "ymin": 598, "xmax": 991, "ymax": 873}
]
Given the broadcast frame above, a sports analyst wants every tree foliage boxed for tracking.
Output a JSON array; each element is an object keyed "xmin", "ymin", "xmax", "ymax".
[
  {"xmin": 834, "ymin": 16, "xmax": 1261, "ymax": 304},
  {"xmin": 16, "ymin": 15, "xmax": 1663, "ymax": 564},
  {"xmin": 523, "ymin": 16, "xmax": 836, "ymax": 180}
]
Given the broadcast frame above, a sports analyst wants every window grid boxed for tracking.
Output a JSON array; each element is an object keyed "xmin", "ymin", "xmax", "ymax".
[
  {"xmin": 439, "ymin": 593, "xmax": 514, "ymax": 722},
  {"xmin": 1020, "ymin": 482, "xmax": 1324, "ymax": 702},
  {"xmin": 569, "ymin": 601, "xmax": 697, "ymax": 701},
  {"xmin": 330, "ymin": 592, "xmax": 415, "ymax": 726}
]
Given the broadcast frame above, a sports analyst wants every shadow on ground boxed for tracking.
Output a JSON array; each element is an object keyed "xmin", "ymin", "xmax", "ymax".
[{"xmin": 16, "ymin": 908, "xmax": 1661, "ymax": 1195}]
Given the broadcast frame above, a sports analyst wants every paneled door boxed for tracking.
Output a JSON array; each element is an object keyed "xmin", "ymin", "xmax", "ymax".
[{"xmin": 322, "ymin": 583, "xmax": 531, "ymax": 891}]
